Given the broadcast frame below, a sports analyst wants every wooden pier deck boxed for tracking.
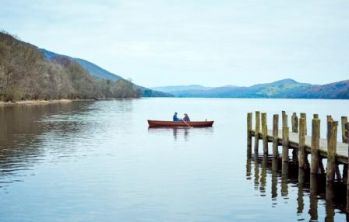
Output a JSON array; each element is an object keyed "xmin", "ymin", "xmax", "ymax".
[
  {"xmin": 251, "ymin": 130, "xmax": 349, "ymax": 164},
  {"xmin": 247, "ymin": 111, "xmax": 349, "ymax": 183}
]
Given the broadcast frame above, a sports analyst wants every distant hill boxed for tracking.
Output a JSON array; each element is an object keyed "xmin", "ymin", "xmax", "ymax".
[
  {"xmin": 154, "ymin": 85, "xmax": 213, "ymax": 93},
  {"xmin": 75, "ymin": 59, "xmax": 122, "ymax": 81},
  {"xmin": 41, "ymin": 49, "xmax": 122, "ymax": 81},
  {"xmin": 154, "ymin": 79, "xmax": 349, "ymax": 99},
  {"xmin": 41, "ymin": 49, "xmax": 170, "ymax": 97}
]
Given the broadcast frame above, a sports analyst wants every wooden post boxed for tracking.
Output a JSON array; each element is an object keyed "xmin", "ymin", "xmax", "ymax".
[
  {"xmin": 343, "ymin": 165, "xmax": 348, "ymax": 185},
  {"xmin": 282, "ymin": 125, "xmax": 289, "ymax": 162},
  {"xmin": 298, "ymin": 117, "xmax": 306, "ymax": 168},
  {"xmin": 346, "ymin": 123, "xmax": 349, "ymax": 185},
  {"xmin": 335, "ymin": 165, "xmax": 342, "ymax": 182},
  {"xmin": 327, "ymin": 116, "xmax": 332, "ymax": 147},
  {"xmin": 326, "ymin": 120, "xmax": 338, "ymax": 182},
  {"xmin": 300, "ymin": 113, "xmax": 307, "ymax": 135},
  {"xmin": 346, "ymin": 122, "xmax": 349, "ymax": 213},
  {"xmin": 310, "ymin": 117, "xmax": 320, "ymax": 174},
  {"xmin": 282, "ymin": 111, "xmax": 287, "ymax": 129},
  {"xmin": 254, "ymin": 111, "xmax": 260, "ymax": 154},
  {"xmin": 282, "ymin": 112, "xmax": 289, "ymax": 162},
  {"xmin": 261, "ymin": 113, "xmax": 268, "ymax": 154},
  {"xmin": 327, "ymin": 115, "xmax": 333, "ymax": 123},
  {"xmin": 319, "ymin": 158, "xmax": 325, "ymax": 175},
  {"xmin": 313, "ymin": 114, "xmax": 319, "ymax": 119},
  {"xmin": 247, "ymin": 112, "xmax": 253, "ymax": 157},
  {"xmin": 273, "ymin": 114, "xmax": 279, "ymax": 158},
  {"xmin": 291, "ymin": 112, "xmax": 298, "ymax": 133},
  {"xmin": 341, "ymin": 116, "xmax": 348, "ymax": 143}
]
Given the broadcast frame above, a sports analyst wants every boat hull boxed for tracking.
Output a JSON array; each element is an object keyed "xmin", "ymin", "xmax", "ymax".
[{"xmin": 148, "ymin": 120, "xmax": 214, "ymax": 128}]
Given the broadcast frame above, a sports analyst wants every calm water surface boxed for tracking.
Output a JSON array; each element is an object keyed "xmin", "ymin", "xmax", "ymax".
[{"xmin": 0, "ymin": 98, "xmax": 348, "ymax": 222}]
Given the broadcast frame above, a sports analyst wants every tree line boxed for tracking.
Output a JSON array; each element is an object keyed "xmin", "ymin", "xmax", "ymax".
[{"xmin": 0, "ymin": 32, "xmax": 140, "ymax": 102}]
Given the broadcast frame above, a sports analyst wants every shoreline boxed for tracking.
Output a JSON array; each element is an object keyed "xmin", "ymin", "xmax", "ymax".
[
  {"xmin": 0, "ymin": 98, "xmax": 141, "ymax": 106},
  {"xmin": 0, "ymin": 99, "xmax": 74, "ymax": 106}
]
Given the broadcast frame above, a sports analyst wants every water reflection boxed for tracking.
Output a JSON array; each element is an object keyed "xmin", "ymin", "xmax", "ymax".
[
  {"xmin": 0, "ymin": 102, "xmax": 95, "ymax": 188},
  {"xmin": 281, "ymin": 162, "xmax": 288, "ymax": 198},
  {"xmin": 246, "ymin": 155, "xmax": 349, "ymax": 221},
  {"xmin": 271, "ymin": 158, "xmax": 278, "ymax": 200},
  {"xmin": 260, "ymin": 155, "xmax": 267, "ymax": 196},
  {"xmin": 326, "ymin": 182, "xmax": 335, "ymax": 222},
  {"xmin": 297, "ymin": 168, "xmax": 305, "ymax": 214},
  {"xmin": 172, "ymin": 128, "xmax": 189, "ymax": 141},
  {"xmin": 309, "ymin": 174, "xmax": 318, "ymax": 220},
  {"xmin": 148, "ymin": 127, "xmax": 214, "ymax": 141}
]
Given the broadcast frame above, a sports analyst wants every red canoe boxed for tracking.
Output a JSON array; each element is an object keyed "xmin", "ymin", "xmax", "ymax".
[{"xmin": 148, "ymin": 120, "xmax": 214, "ymax": 128}]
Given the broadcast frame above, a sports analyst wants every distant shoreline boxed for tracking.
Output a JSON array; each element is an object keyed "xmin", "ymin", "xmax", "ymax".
[
  {"xmin": 1, "ymin": 97, "xmax": 347, "ymax": 107},
  {"xmin": 0, "ymin": 99, "xmax": 74, "ymax": 106},
  {"xmin": 0, "ymin": 98, "xmax": 146, "ymax": 106}
]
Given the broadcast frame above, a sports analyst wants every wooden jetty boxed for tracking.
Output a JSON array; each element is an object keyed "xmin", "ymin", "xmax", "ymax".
[{"xmin": 247, "ymin": 111, "xmax": 349, "ymax": 211}]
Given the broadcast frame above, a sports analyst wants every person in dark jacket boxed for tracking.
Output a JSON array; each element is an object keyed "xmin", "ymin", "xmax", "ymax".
[
  {"xmin": 183, "ymin": 113, "xmax": 190, "ymax": 122},
  {"xmin": 173, "ymin": 112, "xmax": 180, "ymax": 121}
]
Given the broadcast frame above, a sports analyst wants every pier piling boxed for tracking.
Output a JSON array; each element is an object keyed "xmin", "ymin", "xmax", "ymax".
[
  {"xmin": 300, "ymin": 113, "xmax": 307, "ymax": 135},
  {"xmin": 346, "ymin": 122, "xmax": 349, "ymax": 213},
  {"xmin": 282, "ymin": 124, "xmax": 289, "ymax": 162},
  {"xmin": 342, "ymin": 116, "xmax": 348, "ymax": 143},
  {"xmin": 311, "ymin": 117, "xmax": 320, "ymax": 174},
  {"xmin": 326, "ymin": 120, "xmax": 338, "ymax": 182},
  {"xmin": 254, "ymin": 111, "xmax": 260, "ymax": 154},
  {"xmin": 346, "ymin": 123, "xmax": 349, "ymax": 183},
  {"xmin": 272, "ymin": 114, "xmax": 279, "ymax": 158},
  {"xmin": 261, "ymin": 113, "xmax": 268, "ymax": 154},
  {"xmin": 247, "ymin": 112, "xmax": 252, "ymax": 157},
  {"xmin": 292, "ymin": 112, "xmax": 298, "ymax": 133},
  {"xmin": 298, "ymin": 117, "xmax": 306, "ymax": 168}
]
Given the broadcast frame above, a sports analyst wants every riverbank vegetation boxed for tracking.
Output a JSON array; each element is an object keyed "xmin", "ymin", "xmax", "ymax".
[{"xmin": 0, "ymin": 32, "xmax": 140, "ymax": 102}]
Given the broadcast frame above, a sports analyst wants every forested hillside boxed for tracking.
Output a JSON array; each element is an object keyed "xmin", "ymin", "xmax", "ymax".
[{"xmin": 0, "ymin": 32, "xmax": 140, "ymax": 101}]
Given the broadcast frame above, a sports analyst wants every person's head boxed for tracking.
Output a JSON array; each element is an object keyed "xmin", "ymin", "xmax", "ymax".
[
  {"xmin": 184, "ymin": 113, "xmax": 188, "ymax": 116},
  {"xmin": 174, "ymin": 112, "xmax": 177, "ymax": 115}
]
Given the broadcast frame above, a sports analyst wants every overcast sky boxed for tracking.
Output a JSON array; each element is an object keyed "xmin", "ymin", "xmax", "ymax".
[{"xmin": 1, "ymin": 0, "xmax": 348, "ymax": 87}]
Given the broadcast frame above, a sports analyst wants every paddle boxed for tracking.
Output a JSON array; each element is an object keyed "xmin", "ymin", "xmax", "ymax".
[{"xmin": 182, "ymin": 120, "xmax": 192, "ymax": 128}]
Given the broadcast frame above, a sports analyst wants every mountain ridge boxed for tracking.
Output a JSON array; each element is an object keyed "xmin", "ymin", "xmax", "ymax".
[
  {"xmin": 153, "ymin": 79, "xmax": 349, "ymax": 99},
  {"xmin": 40, "ymin": 49, "xmax": 123, "ymax": 81}
]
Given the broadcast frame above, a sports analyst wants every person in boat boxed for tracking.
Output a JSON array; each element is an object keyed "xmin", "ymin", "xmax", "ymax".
[
  {"xmin": 183, "ymin": 113, "xmax": 190, "ymax": 122},
  {"xmin": 173, "ymin": 112, "xmax": 181, "ymax": 121}
]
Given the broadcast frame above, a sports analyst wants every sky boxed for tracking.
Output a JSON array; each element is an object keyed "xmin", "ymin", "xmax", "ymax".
[{"xmin": 1, "ymin": 0, "xmax": 348, "ymax": 87}]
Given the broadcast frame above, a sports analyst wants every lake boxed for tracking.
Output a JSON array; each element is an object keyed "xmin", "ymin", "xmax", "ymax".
[{"xmin": 0, "ymin": 98, "xmax": 348, "ymax": 222}]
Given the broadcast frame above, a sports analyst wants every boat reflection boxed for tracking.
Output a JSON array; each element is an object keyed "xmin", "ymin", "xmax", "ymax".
[
  {"xmin": 148, "ymin": 127, "xmax": 214, "ymax": 141},
  {"xmin": 246, "ymin": 155, "xmax": 349, "ymax": 221},
  {"xmin": 172, "ymin": 128, "xmax": 189, "ymax": 141}
]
